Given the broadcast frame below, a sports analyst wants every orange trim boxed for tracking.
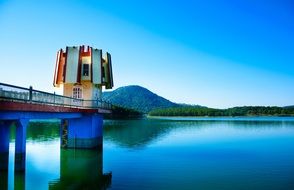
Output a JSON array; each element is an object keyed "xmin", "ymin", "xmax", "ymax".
[
  {"xmin": 53, "ymin": 50, "xmax": 61, "ymax": 87},
  {"xmin": 57, "ymin": 52, "xmax": 65, "ymax": 84},
  {"xmin": 81, "ymin": 52, "xmax": 91, "ymax": 56},
  {"xmin": 63, "ymin": 47, "xmax": 68, "ymax": 82}
]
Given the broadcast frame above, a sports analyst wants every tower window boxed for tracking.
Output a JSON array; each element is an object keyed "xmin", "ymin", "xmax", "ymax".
[
  {"xmin": 102, "ymin": 67, "xmax": 105, "ymax": 78},
  {"xmin": 73, "ymin": 87, "xmax": 82, "ymax": 99},
  {"xmin": 83, "ymin": 64, "xmax": 89, "ymax": 76}
]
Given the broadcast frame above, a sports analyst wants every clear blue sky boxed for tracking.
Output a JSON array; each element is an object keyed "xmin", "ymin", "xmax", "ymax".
[{"xmin": 0, "ymin": 0, "xmax": 293, "ymax": 108}]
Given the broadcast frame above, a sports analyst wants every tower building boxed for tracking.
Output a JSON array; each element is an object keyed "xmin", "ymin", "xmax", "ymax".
[{"xmin": 53, "ymin": 45, "xmax": 113, "ymax": 101}]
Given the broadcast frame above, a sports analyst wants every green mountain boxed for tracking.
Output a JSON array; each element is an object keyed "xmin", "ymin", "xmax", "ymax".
[{"xmin": 103, "ymin": 85, "xmax": 178, "ymax": 113}]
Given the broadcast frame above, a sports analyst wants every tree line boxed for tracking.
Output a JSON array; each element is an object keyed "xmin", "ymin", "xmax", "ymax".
[
  {"xmin": 104, "ymin": 105, "xmax": 143, "ymax": 119},
  {"xmin": 149, "ymin": 106, "xmax": 294, "ymax": 117}
]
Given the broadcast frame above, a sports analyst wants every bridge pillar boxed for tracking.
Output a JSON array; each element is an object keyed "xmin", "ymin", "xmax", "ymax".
[
  {"xmin": 15, "ymin": 119, "xmax": 29, "ymax": 171},
  {"xmin": 0, "ymin": 121, "xmax": 12, "ymax": 171},
  {"xmin": 61, "ymin": 114, "xmax": 103, "ymax": 149}
]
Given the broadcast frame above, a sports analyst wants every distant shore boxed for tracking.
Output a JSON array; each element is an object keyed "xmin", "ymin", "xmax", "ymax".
[
  {"xmin": 148, "ymin": 115, "xmax": 294, "ymax": 118},
  {"xmin": 148, "ymin": 106, "xmax": 294, "ymax": 117},
  {"xmin": 147, "ymin": 115, "xmax": 294, "ymax": 122}
]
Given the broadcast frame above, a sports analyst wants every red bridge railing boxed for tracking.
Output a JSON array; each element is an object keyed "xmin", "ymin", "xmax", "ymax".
[{"xmin": 0, "ymin": 82, "xmax": 112, "ymax": 110}]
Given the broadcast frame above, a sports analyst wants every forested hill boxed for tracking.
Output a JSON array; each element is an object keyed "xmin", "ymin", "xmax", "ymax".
[
  {"xmin": 103, "ymin": 85, "xmax": 294, "ymax": 116},
  {"xmin": 149, "ymin": 106, "xmax": 294, "ymax": 117},
  {"xmin": 103, "ymin": 85, "xmax": 178, "ymax": 113}
]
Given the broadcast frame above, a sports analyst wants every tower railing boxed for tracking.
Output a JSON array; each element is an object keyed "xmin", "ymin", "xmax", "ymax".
[{"xmin": 0, "ymin": 82, "xmax": 112, "ymax": 110}]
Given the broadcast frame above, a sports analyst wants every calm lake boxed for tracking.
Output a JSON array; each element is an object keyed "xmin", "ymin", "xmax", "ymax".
[{"xmin": 2, "ymin": 117, "xmax": 294, "ymax": 190}]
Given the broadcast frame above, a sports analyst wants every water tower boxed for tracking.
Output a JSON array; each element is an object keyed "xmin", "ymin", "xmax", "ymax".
[
  {"xmin": 53, "ymin": 45, "xmax": 114, "ymax": 149},
  {"xmin": 53, "ymin": 45, "xmax": 113, "ymax": 100}
]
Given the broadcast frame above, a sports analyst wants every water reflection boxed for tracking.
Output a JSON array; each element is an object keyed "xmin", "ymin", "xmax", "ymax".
[
  {"xmin": 0, "ymin": 171, "xmax": 8, "ymax": 190},
  {"xmin": 103, "ymin": 118, "xmax": 294, "ymax": 148},
  {"xmin": 1, "ymin": 117, "xmax": 294, "ymax": 190},
  {"xmin": 103, "ymin": 118, "xmax": 294, "ymax": 190},
  {"xmin": 49, "ymin": 149, "xmax": 111, "ymax": 190},
  {"xmin": 14, "ymin": 171, "xmax": 25, "ymax": 190},
  {"xmin": 1, "ymin": 148, "xmax": 112, "ymax": 190},
  {"xmin": 15, "ymin": 121, "xmax": 60, "ymax": 142},
  {"xmin": 0, "ymin": 167, "xmax": 26, "ymax": 190},
  {"xmin": 1, "ymin": 121, "xmax": 111, "ymax": 190}
]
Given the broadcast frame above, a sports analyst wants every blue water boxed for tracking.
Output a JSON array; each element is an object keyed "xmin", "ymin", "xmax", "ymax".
[{"xmin": 3, "ymin": 117, "xmax": 294, "ymax": 190}]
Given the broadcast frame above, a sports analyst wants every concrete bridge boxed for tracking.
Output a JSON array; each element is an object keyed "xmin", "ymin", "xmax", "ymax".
[{"xmin": 0, "ymin": 82, "xmax": 112, "ymax": 172}]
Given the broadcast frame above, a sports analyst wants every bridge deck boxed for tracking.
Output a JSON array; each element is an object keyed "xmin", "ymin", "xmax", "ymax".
[
  {"xmin": 0, "ymin": 100, "xmax": 111, "ymax": 114},
  {"xmin": 0, "ymin": 82, "xmax": 112, "ymax": 114}
]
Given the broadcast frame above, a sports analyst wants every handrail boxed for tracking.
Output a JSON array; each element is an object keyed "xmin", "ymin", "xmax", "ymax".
[
  {"xmin": 0, "ymin": 82, "xmax": 112, "ymax": 110},
  {"xmin": 0, "ymin": 82, "xmax": 30, "ymax": 91}
]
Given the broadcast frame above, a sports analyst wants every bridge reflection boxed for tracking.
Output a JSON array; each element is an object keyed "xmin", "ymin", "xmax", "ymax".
[
  {"xmin": 0, "ymin": 149, "xmax": 111, "ymax": 190},
  {"xmin": 1, "ymin": 118, "xmax": 291, "ymax": 189},
  {"xmin": 49, "ymin": 149, "xmax": 112, "ymax": 190},
  {"xmin": 0, "ymin": 171, "xmax": 8, "ymax": 190},
  {"xmin": 0, "ymin": 157, "xmax": 26, "ymax": 190},
  {"xmin": 0, "ymin": 122, "xmax": 112, "ymax": 190}
]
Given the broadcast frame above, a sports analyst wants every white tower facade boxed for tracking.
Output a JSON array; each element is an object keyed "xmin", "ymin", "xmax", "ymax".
[{"xmin": 53, "ymin": 45, "xmax": 113, "ymax": 101}]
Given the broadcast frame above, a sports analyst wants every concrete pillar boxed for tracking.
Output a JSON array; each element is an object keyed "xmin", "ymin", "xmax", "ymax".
[
  {"xmin": 60, "ymin": 119, "xmax": 68, "ymax": 148},
  {"xmin": 62, "ymin": 114, "xmax": 103, "ymax": 149},
  {"xmin": 15, "ymin": 119, "xmax": 29, "ymax": 171},
  {"xmin": 0, "ymin": 121, "xmax": 12, "ymax": 171}
]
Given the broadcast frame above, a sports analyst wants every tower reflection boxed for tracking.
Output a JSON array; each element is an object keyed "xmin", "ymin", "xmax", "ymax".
[{"xmin": 49, "ymin": 149, "xmax": 112, "ymax": 190}]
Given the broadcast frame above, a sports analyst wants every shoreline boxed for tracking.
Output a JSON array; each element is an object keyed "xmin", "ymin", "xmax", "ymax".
[
  {"xmin": 148, "ymin": 115, "xmax": 294, "ymax": 118},
  {"xmin": 147, "ymin": 115, "xmax": 294, "ymax": 121}
]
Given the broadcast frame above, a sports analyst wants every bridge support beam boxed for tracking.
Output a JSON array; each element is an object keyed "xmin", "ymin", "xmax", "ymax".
[
  {"xmin": 15, "ymin": 119, "xmax": 28, "ymax": 172},
  {"xmin": 61, "ymin": 114, "xmax": 103, "ymax": 149},
  {"xmin": 0, "ymin": 121, "xmax": 12, "ymax": 171}
]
